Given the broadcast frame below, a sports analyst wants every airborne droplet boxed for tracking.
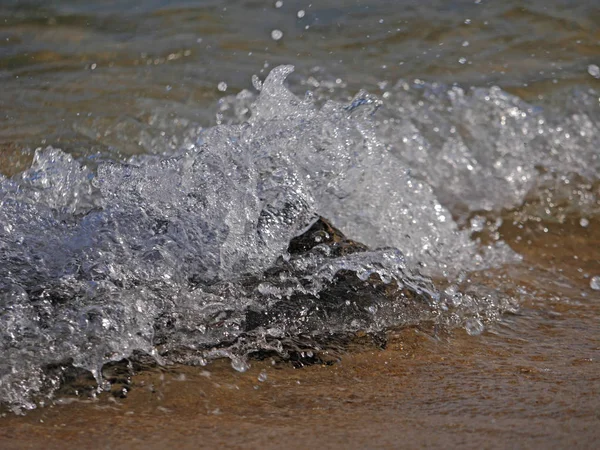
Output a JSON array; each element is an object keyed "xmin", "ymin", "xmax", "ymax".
[{"xmin": 271, "ymin": 29, "xmax": 283, "ymax": 41}]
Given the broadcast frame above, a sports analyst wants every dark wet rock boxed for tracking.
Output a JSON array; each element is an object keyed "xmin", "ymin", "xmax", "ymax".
[
  {"xmin": 152, "ymin": 217, "xmax": 436, "ymax": 371},
  {"xmin": 287, "ymin": 217, "xmax": 369, "ymax": 257},
  {"xmin": 243, "ymin": 217, "xmax": 434, "ymax": 338},
  {"xmin": 156, "ymin": 217, "xmax": 435, "ymax": 353}
]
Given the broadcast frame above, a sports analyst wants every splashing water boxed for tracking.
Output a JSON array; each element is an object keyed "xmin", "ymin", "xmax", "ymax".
[{"xmin": 1, "ymin": 65, "xmax": 598, "ymax": 413}]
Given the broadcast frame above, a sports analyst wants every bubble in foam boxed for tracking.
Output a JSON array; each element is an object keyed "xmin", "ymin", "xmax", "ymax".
[{"xmin": 465, "ymin": 318, "xmax": 485, "ymax": 336}]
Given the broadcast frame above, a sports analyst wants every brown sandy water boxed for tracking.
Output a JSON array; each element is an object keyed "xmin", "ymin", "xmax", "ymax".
[{"xmin": 1, "ymin": 218, "xmax": 598, "ymax": 449}]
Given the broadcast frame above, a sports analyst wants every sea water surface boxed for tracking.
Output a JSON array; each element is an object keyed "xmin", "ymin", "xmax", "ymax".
[{"xmin": 0, "ymin": 0, "xmax": 599, "ymax": 433}]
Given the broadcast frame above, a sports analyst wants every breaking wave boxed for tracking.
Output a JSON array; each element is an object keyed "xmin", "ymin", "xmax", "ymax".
[{"xmin": 1, "ymin": 66, "xmax": 598, "ymax": 412}]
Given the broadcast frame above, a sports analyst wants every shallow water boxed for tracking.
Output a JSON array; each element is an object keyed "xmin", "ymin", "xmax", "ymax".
[
  {"xmin": 2, "ymin": 0, "xmax": 599, "ymax": 153},
  {"xmin": 1, "ymin": 223, "xmax": 599, "ymax": 448},
  {"xmin": 0, "ymin": 0, "xmax": 599, "ymax": 442}
]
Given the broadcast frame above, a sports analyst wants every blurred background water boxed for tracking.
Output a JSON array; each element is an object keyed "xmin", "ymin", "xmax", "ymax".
[{"xmin": 1, "ymin": 0, "xmax": 598, "ymax": 162}]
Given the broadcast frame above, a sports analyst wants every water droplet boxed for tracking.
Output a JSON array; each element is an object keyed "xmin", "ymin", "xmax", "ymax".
[
  {"xmin": 588, "ymin": 64, "xmax": 600, "ymax": 79},
  {"xmin": 357, "ymin": 269, "xmax": 370, "ymax": 281},
  {"xmin": 258, "ymin": 371, "xmax": 268, "ymax": 382},
  {"xmin": 297, "ymin": 10, "xmax": 305, "ymax": 18},
  {"xmin": 217, "ymin": 81, "xmax": 228, "ymax": 92},
  {"xmin": 470, "ymin": 216, "xmax": 486, "ymax": 232},
  {"xmin": 271, "ymin": 29, "xmax": 283, "ymax": 41},
  {"xmin": 590, "ymin": 276, "xmax": 600, "ymax": 291},
  {"xmin": 275, "ymin": 1, "xmax": 283, "ymax": 8},
  {"xmin": 465, "ymin": 318, "xmax": 484, "ymax": 336},
  {"xmin": 580, "ymin": 218, "xmax": 589, "ymax": 228},
  {"xmin": 444, "ymin": 285, "xmax": 458, "ymax": 297},
  {"xmin": 231, "ymin": 357, "xmax": 249, "ymax": 373}
]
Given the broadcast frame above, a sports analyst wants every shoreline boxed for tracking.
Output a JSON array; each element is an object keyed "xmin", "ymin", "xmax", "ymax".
[
  {"xmin": 2, "ymin": 315, "xmax": 599, "ymax": 449},
  {"xmin": 1, "ymin": 217, "xmax": 598, "ymax": 450}
]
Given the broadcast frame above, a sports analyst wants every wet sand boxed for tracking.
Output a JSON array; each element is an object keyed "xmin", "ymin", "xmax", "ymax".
[{"xmin": 1, "ymin": 220, "xmax": 598, "ymax": 449}]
